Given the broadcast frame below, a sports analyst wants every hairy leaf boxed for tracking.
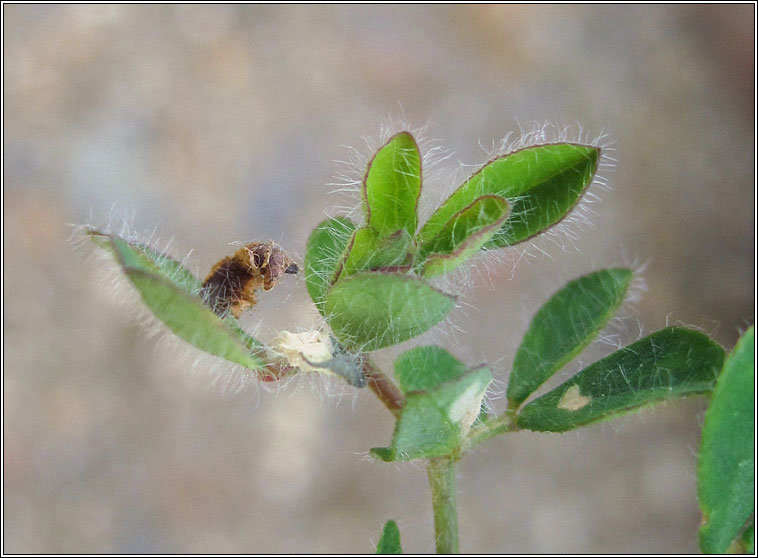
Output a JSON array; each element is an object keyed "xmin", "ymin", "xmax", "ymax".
[
  {"xmin": 417, "ymin": 144, "xmax": 599, "ymax": 248},
  {"xmin": 88, "ymin": 229, "xmax": 201, "ymax": 292},
  {"xmin": 517, "ymin": 328, "xmax": 725, "ymax": 432},
  {"xmin": 394, "ymin": 345, "xmax": 467, "ymax": 393},
  {"xmin": 304, "ymin": 217, "xmax": 356, "ymax": 313},
  {"xmin": 507, "ymin": 268, "xmax": 634, "ymax": 406},
  {"xmin": 340, "ymin": 227, "xmax": 412, "ymax": 278},
  {"xmin": 371, "ymin": 365, "xmax": 492, "ymax": 461},
  {"xmin": 364, "ymin": 132, "xmax": 422, "ymax": 237},
  {"xmin": 699, "ymin": 327, "xmax": 755, "ymax": 554},
  {"xmin": 418, "ymin": 195, "xmax": 509, "ymax": 278},
  {"xmin": 324, "ymin": 273, "xmax": 455, "ymax": 351},
  {"xmin": 104, "ymin": 236, "xmax": 266, "ymax": 371}
]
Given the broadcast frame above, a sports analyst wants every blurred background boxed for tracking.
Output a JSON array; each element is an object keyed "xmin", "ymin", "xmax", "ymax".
[{"xmin": 3, "ymin": 4, "xmax": 754, "ymax": 553}]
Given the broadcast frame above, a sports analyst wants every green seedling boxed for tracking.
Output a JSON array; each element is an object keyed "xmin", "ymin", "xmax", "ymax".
[{"xmin": 85, "ymin": 128, "xmax": 753, "ymax": 553}]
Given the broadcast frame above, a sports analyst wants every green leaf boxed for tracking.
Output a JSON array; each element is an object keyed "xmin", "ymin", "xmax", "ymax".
[
  {"xmin": 373, "ymin": 394, "xmax": 456, "ymax": 461},
  {"xmin": 698, "ymin": 327, "xmax": 755, "ymax": 554},
  {"xmin": 87, "ymin": 229, "xmax": 201, "ymax": 292},
  {"xmin": 226, "ymin": 321, "xmax": 266, "ymax": 353},
  {"xmin": 370, "ymin": 447, "xmax": 395, "ymax": 461},
  {"xmin": 106, "ymin": 236, "xmax": 266, "ymax": 371},
  {"xmin": 417, "ymin": 144, "xmax": 599, "ymax": 248},
  {"xmin": 418, "ymin": 195, "xmax": 509, "ymax": 278},
  {"xmin": 371, "ymin": 365, "xmax": 492, "ymax": 461},
  {"xmin": 124, "ymin": 269, "xmax": 266, "ymax": 370},
  {"xmin": 394, "ymin": 345, "xmax": 467, "ymax": 392},
  {"xmin": 324, "ymin": 272, "xmax": 455, "ymax": 351},
  {"xmin": 340, "ymin": 227, "xmax": 412, "ymax": 278},
  {"xmin": 507, "ymin": 268, "xmax": 634, "ymax": 407},
  {"xmin": 516, "ymin": 328, "xmax": 725, "ymax": 432},
  {"xmin": 305, "ymin": 217, "xmax": 356, "ymax": 313},
  {"xmin": 376, "ymin": 520, "xmax": 402, "ymax": 554},
  {"xmin": 364, "ymin": 132, "xmax": 421, "ymax": 237},
  {"xmin": 740, "ymin": 522, "xmax": 754, "ymax": 554}
]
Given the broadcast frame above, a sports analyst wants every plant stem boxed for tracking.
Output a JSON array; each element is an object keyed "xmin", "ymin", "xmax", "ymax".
[
  {"xmin": 362, "ymin": 356, "xmax": 404, "ymax": 417},
  {"xmin": 426, "ymin": 457, "xmax": 459, "ymax": 554},
  {"xmin": 461, "ymin": 410, "xmax": 518, "ymax": 452}
]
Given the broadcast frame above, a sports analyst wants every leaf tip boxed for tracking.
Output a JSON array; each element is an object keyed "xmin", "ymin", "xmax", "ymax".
[
  {"xmin": 370, "ymin": 447, "xmax": 396, "ymax": 462},
  {"xmin": 376, "ymin": 519, "xmax": 402, "ymax": 554}
]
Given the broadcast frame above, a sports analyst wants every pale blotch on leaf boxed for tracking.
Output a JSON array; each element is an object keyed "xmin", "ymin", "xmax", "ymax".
[
  {"xmin": 269, "ymin": 330, "xmax": 334, "ymax": 373},
  {"xmin": 557, "ymin": 385, "xmax": 591, "ymax": 411},
  {"xmin": 448, "ymin": 381, "xmax": 489, "ymax": 437}
]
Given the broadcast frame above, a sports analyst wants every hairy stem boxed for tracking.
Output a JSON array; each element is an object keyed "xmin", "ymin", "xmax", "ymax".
[
  {"xmin": 362, "ymin": 356, "xmax": 404, "ymax": 417},
  {"xmin": 427, "ymin": 457, "xmax": 459, "ymax": 554},
  {"xmin": 461, "ymin": 411, "xmax": 518, "ymax": 452}
]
